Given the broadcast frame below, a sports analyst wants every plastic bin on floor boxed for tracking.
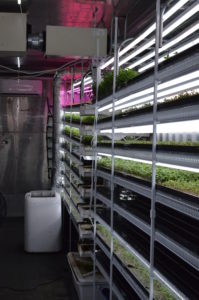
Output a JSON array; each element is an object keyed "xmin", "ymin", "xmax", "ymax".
[
  {"xmin": 24, "ymin": 190, "xmax": 62, "ymax": 253},
  {"xmin": 67, "ymin": 252, "xmax": 108, "ymax": 300}
]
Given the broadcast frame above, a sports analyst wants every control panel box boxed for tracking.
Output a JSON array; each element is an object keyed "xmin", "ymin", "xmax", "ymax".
[
  {"xmin": 0, "ymin": 13, "xmax": 27, "ymax": 55},
  {"xmin": 46, "ymin": 26, "xmax": 107, "ymax": 58}
]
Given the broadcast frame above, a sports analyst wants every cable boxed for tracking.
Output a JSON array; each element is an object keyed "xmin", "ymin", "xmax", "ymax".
[
  {"xmin": 19, "ymin": 2, "xmax": 23, "ymax": 15},
  {"xmin": 46, "ymin": 96, "xmax": 53, "ymax": 116},
  {"xmin": 0, "ymin": 59, "xmax": 81, "ymax": 76},
  {"xmin": 0, "ymin": 275, "xmax": 65, "ymax": 293}
]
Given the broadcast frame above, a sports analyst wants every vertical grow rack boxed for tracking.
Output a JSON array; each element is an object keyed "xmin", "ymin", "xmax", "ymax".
[{"xmin": 58, "ymin": 0, "xmax": 199, "ymax": 299}]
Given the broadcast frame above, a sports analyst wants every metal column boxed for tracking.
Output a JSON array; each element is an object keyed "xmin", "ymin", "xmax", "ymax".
[
  {"xmin": 69, "ymin": 67, "xmax": 74, "ymax": 252},
  {"xmin": 150, "ymin": 1, "xmax": 161, "ymax": 299},
  {"xmin": 92, "ymin": 37, "xmax": 101, "ymax": 300},
  {"xmin": 110, "ymin": 16, "xmax": 118, "ymax": 300}
]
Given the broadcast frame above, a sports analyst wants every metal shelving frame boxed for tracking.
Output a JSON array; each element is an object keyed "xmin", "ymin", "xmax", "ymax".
[
  {"xmin": 96, "ymin": 168, "xmax": 199, "ymax": 220},
  {"xmin": 95, "ymin": 192, "xmax": 199, "ymax": 269},
  {"xmin": 97, "ymin": 94, "xmax": 199, "ymax": 130},
  {"xmin": 59, "ymin": 64, "xmax": 97, "ymax": 263},
  {"xmin": 97, "ymin": 145, "xmax": 199, "ymax": 170},
  {"xmin": 57, "ymin": 1, "xmax": 199, "ymax": 299},
  {"xmin": 46, "ymin": 114, "xmax": 53, "ymax": 180},
  {"xmin": 94, "ymin": 211, "xmax": 187, "ymax": 300},
  {"xmin": 91, "ymin": 1, "xmax": 199, "ymax": 299}
]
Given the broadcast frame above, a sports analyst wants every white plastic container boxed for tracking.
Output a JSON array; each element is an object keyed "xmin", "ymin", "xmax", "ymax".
[
  {"xmin": 67, "ymin": 252, "xmax": 107, "ymax": 300},
  {"xmin": 24, "ymin": 190, "xmax": 62, "ymax": 252}
]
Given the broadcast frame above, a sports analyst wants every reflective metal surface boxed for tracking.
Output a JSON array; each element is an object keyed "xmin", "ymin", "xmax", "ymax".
[{"xmin": 0, "ymin": 95, "xmax": 49, "ymax": 216}]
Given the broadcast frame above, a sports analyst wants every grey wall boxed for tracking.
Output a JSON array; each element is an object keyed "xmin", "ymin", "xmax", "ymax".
[{"xmin": 0, "ymin": 93, "xmax": 50, "ymax": 216}]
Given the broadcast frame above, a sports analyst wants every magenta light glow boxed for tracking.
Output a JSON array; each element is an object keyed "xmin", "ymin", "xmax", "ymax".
[{"xmin": 61, "ymin": 88, "xmax": 93, "ymax": 107}]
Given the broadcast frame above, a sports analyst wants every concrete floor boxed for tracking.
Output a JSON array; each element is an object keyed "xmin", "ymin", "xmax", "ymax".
[{"xmin": 0, "ymin": 218, "xmax": 78, "ymax": 300}]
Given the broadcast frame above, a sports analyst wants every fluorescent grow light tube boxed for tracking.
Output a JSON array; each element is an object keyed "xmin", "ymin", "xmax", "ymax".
[
  {"xmin": 68, "ymin": 79, "xmax": 93, "ymax": 93},
  {"xmin": 73, "ymin": 77, "xmax": 92, "ymax": 87},
  {"xmin": 101, "ymin": 24, "xmax": 155, "ymax": 71},
  {"xmin": 118, "ymin": 2, "xmax": 199, "ymax": 68},
  {"xmin": 98, "ymin": 152, "xmax": 111, "ymax": 157},
  {"xmin": 59, "ymin": 150, "xmax": 65, "ymax": 155},
  {"xmin": 60, "ymin": 124, "xmax": 64, "ymax": 131},
  {"xmin": 112, "ymin": 79, "xmax": 199, "ymax": 111},
  {"xmin": 115, "ymin": 156, "xmax": 199, "ymax": 173},
  {"xmin": 98, "ymin": 153, "xmax": 199, "ymax": 173},
  {"xmin": 139, "ymin": 37, "xmax": 199, "ymax": 72},
  {"xmin": 100, "ymin": 119, "xmax": 199, "ymax": 134},
  {"xmin": 158, "ymin": 79, "xmax": 199, "ymax": 98},
  {"xmin": 156, "ymin": 162, "xmax": 199, "ymax": 173},
  {"xmin": 100, "ymin": 125, "xmax": 152, "ymax": 134},
  {"xmin": 163, "ymin": 0, "xmax": 190, "ymax": 20},
  {"xmin": 159, "ymin": 70, "xmax": 199, "ymax": 90},
  {"xmin": 106, "ymin": 71, "xmax": 199, "ymax": 112},
  {"xmin": 116, "ymin": 39, "xmax": 155, "ymax": 68},
  {"xmin": 163, "ymin": 3, "xmax": 199, "ymax": 37},
  {"xmin": 98, "ymin": 103, "xmax": 113, "ymax": 112},
  {"xmin": 128, "ymin": 22, "xmax": 199, "ymax": 70},
  {"xmin": 98, "ymin": 87, "xmax": 154, "ymax": 112},
  {"xmin": 84, "ymin": 79, "xmax": 93, "ymax": 85},
  {"xmin": 59, "ymin": 137, "xmax": 65, "ymax": 144},
  {"xmin": 115, "ymin": 156, "xmax": 152, "ymax": 165},
  {"xmin": 60, "ymin": 109, "xmax": 65, "ymax": 118},
  {"xmin": 100, "ymin": 57, "xmax": 114, "ymax": 70},
  {"xmin": 73, "ymin": 81, "xmax": 81, "ymax": 87},
  {"xmin": 100, "ymin": 0, "xmax": 191, "ymax": 70},
  {"xmin": 84, "ymin": 77, "xmax": 92, "ymax": 82},
  {"xmin": 114, "ymin": 87, "xmax": 153, "ymax": 107},
  {"xmin": 110, "ymin": 94, "xmax": 154, "ymax": 112}
]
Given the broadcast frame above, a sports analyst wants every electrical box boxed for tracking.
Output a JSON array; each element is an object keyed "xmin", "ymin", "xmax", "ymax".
[
  {"xmin": 0, "ymin": 13, "xmax": 27, "ymax": 55},
  {"xmin": 46, "ymin": 26, "xmax": 107, "ymax": 58}
]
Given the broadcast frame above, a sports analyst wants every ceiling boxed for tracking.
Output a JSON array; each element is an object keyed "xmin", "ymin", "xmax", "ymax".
[{"xmin": 0, "ymin": 0, "xmax": 156, "ymax": 79}]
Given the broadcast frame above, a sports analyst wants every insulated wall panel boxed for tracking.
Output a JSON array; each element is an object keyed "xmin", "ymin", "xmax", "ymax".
[
  {"xmin": 0, "ymin": 79, "xmax": 42, "ymax": 95},
  {"xmin": 46, "ymin": 26, "xmax": 107, "ymax": 57}
]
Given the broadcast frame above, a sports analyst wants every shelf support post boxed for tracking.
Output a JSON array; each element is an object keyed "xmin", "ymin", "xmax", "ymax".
[
  {"xmin": 150, "ymin": 0, "xmax": 161, "ymax": 299},
  {"xmin": 69, "ymin": 67, "xmax": 74, "ymax": 252},
  {"xmin": 92, "ymin": 34, "xmax": 101, "ymax": 300},
  {"xmin": 109, "ymin": 16, "xmax": 118, "ymax": 300}
]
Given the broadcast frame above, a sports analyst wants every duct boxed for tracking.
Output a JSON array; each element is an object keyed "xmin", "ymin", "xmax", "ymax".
[
  {"xmin": 52, "ymin": 71, "xmax": 66, "ymax": 190},
  {"xmin": 27, "ymin": 33, "xmax": 44, "ymax": 51}
]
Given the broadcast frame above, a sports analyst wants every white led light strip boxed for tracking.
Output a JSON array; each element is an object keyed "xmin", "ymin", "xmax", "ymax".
[
  {"xmin": 99, "ymin": 153, "xmax": 199, "ymax": 173},
  {"xmin": 115, "ymin": 39, "xmax": 155, "ymax": 69},
  {"xmin": 98, "ymin": 71, "xmax": 199, "ymax": 112},
  {"xmin": 98, "ymin": 150, "xmax": 199, "ymax": 173},
  {"xmin": 100, "ymin": 119, "xmax": 199, "ymax": 135},
  {"xmin": 111, "ymin": 79, "xmax": 199, "ymax": 111},
  {"xmin": 128, "ymin": 22, "xmax": 199, "ymax": 70},
  {"xmin": 139, "ymin": 37, "xmax": 199, "ymax": 73},
  {"xmin": 100, "ymin": 0, "xmax": 191, "ymax": 70},
  {"xmin": 73, "ymin": 76, "xmax": 93, "ymax": 87},
  {"xmin": 98, "ymin": 86, "xmax": 154, "ymax": 112},
  {"xmin": 118, "ymin": 2, "xmax": 199, "ymax": 68}
]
